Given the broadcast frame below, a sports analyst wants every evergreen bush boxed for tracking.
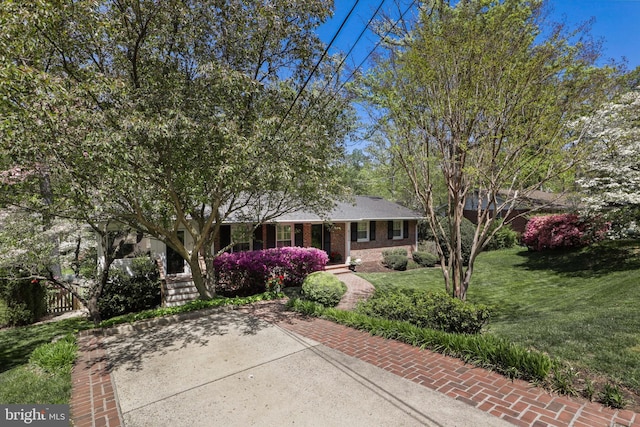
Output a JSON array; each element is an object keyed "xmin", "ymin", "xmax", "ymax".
[
  {"xmin": 421, "ymin": 217, "xmax": 475, "ymax": 265},
  {"xmin": 0, "ymin": 270, "xmax": 48, "ymax": 326},
  {"xmin": 412, "ymin": 251, "xmax": 439, "ymax": 267},
  {"xmin": 383, "ymin": 254, "xmax": 408, "ymax": 271},
  {"xmin": 98, "ymin": 256, "xmax": 161, "ymax": 320},
  {"xmin": 301, "ymin": 271, "xmax": 347, "ymax": 307},
  {"xmin": 485, "ymin": 222, "xmax": 519, "ymax": 251},
  {"xmin": 357, "ymin": 289, "xmax": 490, "ymax": 334}
]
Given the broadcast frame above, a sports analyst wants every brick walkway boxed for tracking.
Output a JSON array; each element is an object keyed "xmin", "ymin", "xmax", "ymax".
[
  {"xmin": 333, "ymin": 270, "xmax": 375, "ymax": 310},
  {"xmin": 71, "ymin": 299, "xmax": 640, "ymax": 427}
]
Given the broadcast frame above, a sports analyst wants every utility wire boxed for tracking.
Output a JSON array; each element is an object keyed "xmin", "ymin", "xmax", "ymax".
[
  {"xmin": 295, "ymin": 0, "xmax": 387, "ymax": 126},
  {"xmin": 286, "ymin": 0, "xmax": 418, "ymax": 146},
  {"xmin": 273, "ymin": 0, "xmax": 361, "ymax": 137}
]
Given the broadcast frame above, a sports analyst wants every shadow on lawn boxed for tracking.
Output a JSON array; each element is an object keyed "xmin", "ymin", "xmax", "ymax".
[
  {"xmin": 0, "ymin": 317, "xmax": 93, "ymax": 373},
  {"xmin": 515, "ymin": 240, "xmax": 640, "ymax": 277}
]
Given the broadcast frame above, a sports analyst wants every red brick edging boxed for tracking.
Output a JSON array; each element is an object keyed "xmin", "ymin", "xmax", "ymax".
[
  {"xmin": 71, "ymin": 334, "xmax": 123, "ymax": 427},
  {"xmin": 275, "ymin": 317, "xmax": 640, "ymax": 427},
  {"xmin": 70, "ymin": 305, "xmax": 640, "ymax": 427}
]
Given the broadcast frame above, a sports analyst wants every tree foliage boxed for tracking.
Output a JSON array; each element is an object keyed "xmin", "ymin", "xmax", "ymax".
[
  {"xmin": 356, "ymin": 0, "xmax": 613, "ymax": 299},
  {"xmin": 1, "ymin": 0, "xmax": 353, "ymax": 301},
  {"xmin": 574, "ymin": 83, "xmax": 640, "ymax": 236}
]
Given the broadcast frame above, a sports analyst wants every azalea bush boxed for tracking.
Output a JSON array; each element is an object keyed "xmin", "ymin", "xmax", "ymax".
[
  {"xmin": 213, "ymin": 247, "xmax": 328, "ymax": 296},
  {"xmin": 523, "ymin": 214, "xmax": 609, "ymax": 251}
]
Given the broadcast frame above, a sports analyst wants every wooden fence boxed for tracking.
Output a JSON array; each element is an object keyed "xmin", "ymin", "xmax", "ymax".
[{"xmin": 47, "ymin": 285, "xmax": 82, "ymax": 314}]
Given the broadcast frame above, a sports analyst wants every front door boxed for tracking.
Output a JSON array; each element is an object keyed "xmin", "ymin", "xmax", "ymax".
[{"xmin": 311, "ymin": 224, "xmax": 331, "ymax": 255}]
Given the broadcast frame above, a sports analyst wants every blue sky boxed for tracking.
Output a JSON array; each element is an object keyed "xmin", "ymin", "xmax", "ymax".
[
  {"xmin": 318, "ymin": 0, "xmax": 640, "ymax": 73},
  {"xmin": 317, "ymin": 1, "xmax": 640, "ymax": 151}
]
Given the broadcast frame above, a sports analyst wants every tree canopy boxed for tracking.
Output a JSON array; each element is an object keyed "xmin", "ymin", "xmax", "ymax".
[
  {"xmin": 356, "ymin": 0, "xmax": 613, "ymax": 299},
  {"xmin": 1, "ymin": 0, "xmax": 353, "ymax": 301},
  {"xmin": 575, "ymin": 83, "xmax": 640, "ymax": 236}
]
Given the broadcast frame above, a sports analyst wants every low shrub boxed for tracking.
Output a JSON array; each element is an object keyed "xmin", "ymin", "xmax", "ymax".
[
  {"xmin": 356, "ymin": 289, "xmax": 490, "ymax": 334},
  {"xmin": 382, "ymin": 248, "xmax": 409, "ymax": 270},
  {"xmin": 420, "ymin": 217, "xmax": 475, "ymax": 265},
  {"xmin": 213, "ymin": 247, "xmax": 328, "ymax": 296},
  {"xmin": 301, "ymin": 272, "xmax": 347, "ymax": 307},
  {"xmin": 412, "ymin": 251, "xmax": 439, "ymax": 267},
  {"xmin": 381, "ymin": 248, "xmax": 408, "ymax": 257},
  {"xmin": 383, "ymin": 254, "xmax": 408, "ymax": 271},
  {"xmin": 98, "ymin": 256, "xmax": 161, "ymax": 320},
  {"xmin": 485, "ymin": 222, "xmax": 519, "ymax": 251},
  {"xmin": 0, "ymin": 270, "xmax": 48, "ymax": 326},
  {"xmin": 286, "ymin": 301, "xmax": 552, "ymax": 382}
]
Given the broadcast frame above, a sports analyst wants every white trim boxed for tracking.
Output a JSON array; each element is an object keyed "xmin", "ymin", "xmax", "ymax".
[
  {"xmin": 392, "ymin": 220, "xmax": 403, "ymax": 240},
  {"xmin": 356, "ymin": 221, "xmax": 370, "ymax": 242},
  {"xmin": 276, "ymin": 224, "xmax": 293, "ymax": 247}
]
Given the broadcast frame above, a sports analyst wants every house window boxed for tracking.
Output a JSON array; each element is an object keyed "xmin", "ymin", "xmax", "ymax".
[
  {"xmin": 393, "ymin": 220, "xmax": 403, "ymax": 239},
  {"xmin": 357, "ymin": 221, "xmax": 369, "ymax": 242},
  {"xmin": 277, "ymin": 224, "xmax": 292, "ymax": 247},
  {"xmin": 232, "ymin": 225, "xmax": 252, "ymax": 252}
]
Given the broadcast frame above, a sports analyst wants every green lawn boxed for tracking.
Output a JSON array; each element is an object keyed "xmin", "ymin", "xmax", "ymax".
[
  {"xmin": 0, "ymin": 318, "xmax": 93, "ymax": 404},
  {"xmin": 359, "ymin": 240, "xmax": 640, "ymax": 393}
]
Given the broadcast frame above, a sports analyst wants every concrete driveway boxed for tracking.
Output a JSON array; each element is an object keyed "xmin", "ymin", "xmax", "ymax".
[{"xmin": 103, "ymin": 309, "xmax": 511, "ymax": 426}]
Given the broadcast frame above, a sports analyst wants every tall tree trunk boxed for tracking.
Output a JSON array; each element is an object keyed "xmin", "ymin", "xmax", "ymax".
[
  {"xmin": 39, "ymin": 170, "xmax": 62, "ymax": 279},
  {"xmin": 189, "ymin": 256, "xmax": 213, "ymax": 300}
]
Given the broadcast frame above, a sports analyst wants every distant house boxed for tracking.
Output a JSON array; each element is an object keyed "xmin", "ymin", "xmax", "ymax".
[
  {"xmin": 102, "ymin": 196, "xmax": 423, "ymax": 305},
  {"xmin": 463, "ymin": 190, "xmax": 579, "ymax": 233}
]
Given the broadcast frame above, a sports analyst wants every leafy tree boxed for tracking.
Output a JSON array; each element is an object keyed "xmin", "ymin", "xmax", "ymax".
[
  {"xmin": 574, "ymin": 85, "xmax": 640, "ymax": 236},
  {"xmin": 1, "ymin": 0, "xmax": 353, "ymax": 305},
  {"xmin": 356, "ymin": 0, "xmax": 612, "ymax": 299}
]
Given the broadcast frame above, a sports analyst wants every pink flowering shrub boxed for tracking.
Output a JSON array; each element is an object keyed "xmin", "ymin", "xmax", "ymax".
[
  {"xmin": 212, "ymin": 247, "xmax": 329, "ymax": 296},
  {"xmin": 523, "ymin": 214, "xmax": 609, "ymax": 251}
]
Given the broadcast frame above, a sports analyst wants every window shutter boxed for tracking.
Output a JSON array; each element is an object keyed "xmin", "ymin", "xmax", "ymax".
[
  {"xmin": 253, "ymin": 226, "xmax": 263, "ymax": 250},
  {"xmin": 387, "ymin": 221, "xmax": 394, "ymax": 239},
  {"xmin": 351, "ymin": 222, "xmax": 358, "ymax": 242},
  {"xmin": 294, "ymin": 223, "xmax": 303, "ymax": 246},
  {"xmin": 220, "ymin": 225, "xmax": 231, "ymax": 252},
  {"xmin": 369, "ymin": 221, "xmax": 376, "ymax": 241},
  {"xmin": 266, "ymin": 224, "xmax": 276, "ymax": 248},
  {"xmin": 403, "ymin": 220, "xmax": 409, "ymax": 239}
]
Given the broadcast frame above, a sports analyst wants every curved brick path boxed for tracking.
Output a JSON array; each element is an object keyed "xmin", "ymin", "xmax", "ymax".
[
  {"xmin": 333, "ymin": 269, "xmax": 376, "ymax": 310},
  {"xmin": 71, "ymin": 298, "xmax": 640, "ymax": 427}
]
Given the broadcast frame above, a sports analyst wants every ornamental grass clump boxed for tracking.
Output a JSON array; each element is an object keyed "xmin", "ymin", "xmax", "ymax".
[{"xmin": 29, "ymin": 334, "xmax": 78, "ymax": 375}]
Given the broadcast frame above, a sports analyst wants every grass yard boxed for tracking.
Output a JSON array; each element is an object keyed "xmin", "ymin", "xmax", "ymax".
[
  {"xmin": 359, "ymin": 240, "xmax": 640, "ymax": 397},
  {"xmin": 0, "ymin": 317, "xmax": 93, "ymax": 404}
]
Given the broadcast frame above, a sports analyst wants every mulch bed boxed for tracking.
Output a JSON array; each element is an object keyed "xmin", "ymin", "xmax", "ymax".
[{"xmin": 352, "ymin": 260, "xmax": 396, "ymax": 274}]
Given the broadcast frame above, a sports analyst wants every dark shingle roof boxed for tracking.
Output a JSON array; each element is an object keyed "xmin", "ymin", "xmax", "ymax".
[{"xmin": 270, "ymin": 196, "xmax": 423, "ymax": 223}]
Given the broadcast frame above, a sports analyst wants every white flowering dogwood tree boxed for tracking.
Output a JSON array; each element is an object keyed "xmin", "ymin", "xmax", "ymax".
[{"xmin": 575, "ymin": 88, "xmax": 640, "ymax": 235}]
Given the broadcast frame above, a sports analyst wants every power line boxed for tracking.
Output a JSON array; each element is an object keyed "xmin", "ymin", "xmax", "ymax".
[
  {"xmin": 295, "ymin": 0, "xmax": 387, "ymax": 126},
  {"xmin": 273, "ymin": 0, "xmax": 361, "ymax": 137},
  {"xmin": 286, "ymin": 0, "xmax": 419, "ymax": 146}
]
